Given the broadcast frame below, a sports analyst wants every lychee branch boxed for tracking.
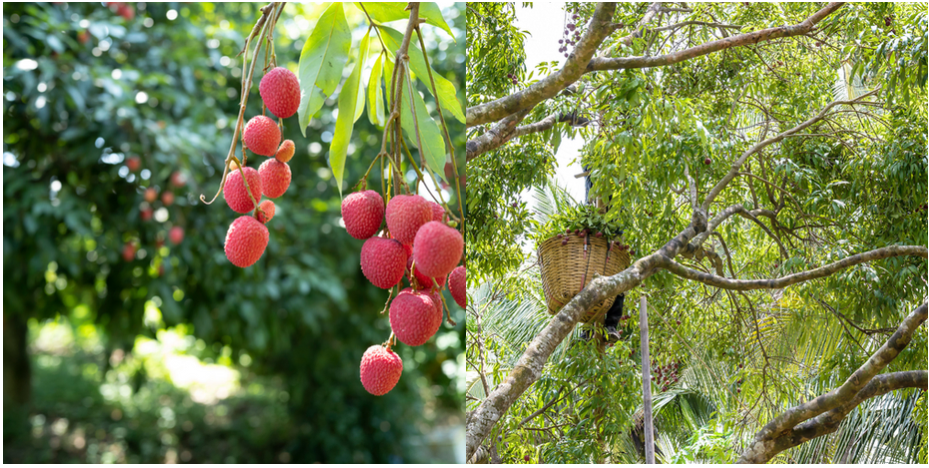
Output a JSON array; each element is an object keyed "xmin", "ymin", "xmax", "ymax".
[
  {"xmin": 200, "ymin": 3, "xmax": 277, "ymax": 205},
  {"xmin": 414, "ymin": 25, "xmax": 465, "ymax": 229}
]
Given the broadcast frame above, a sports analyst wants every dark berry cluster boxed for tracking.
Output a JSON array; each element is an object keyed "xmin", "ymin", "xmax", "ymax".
[
  {"xmin": 652, "ymin": 361, "xmax": 681, "ymax": 392},
  {"xmin": 505, "ymin": 73, "xmax": 518, "ymax": 86},
  {"xmin": 558, "ymin": 10, "xmax": 582, "ymax": 58}
]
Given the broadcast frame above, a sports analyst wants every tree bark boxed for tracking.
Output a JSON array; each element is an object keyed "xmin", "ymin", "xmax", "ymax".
[
  {"xmin": 4, "ymin": 313, "xmax": 32, "ymax": 405},
  {"xmin": 737, "ymin": 303, "xmax": 928, "ymax": 463}
]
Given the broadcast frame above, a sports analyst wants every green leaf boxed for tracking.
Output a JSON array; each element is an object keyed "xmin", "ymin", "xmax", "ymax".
[
  {"xmin": 378, "ymin": 25, "xmax": 465, "ymax": 123},
  {"xmin": 329, "ymin": 31, "xmax": 370, "ymax": 195},
  {"xmin": 399, "ymin": 81, "xmax": 446, "ymax": 181},
  {"xmin": 297, "ymin": 2, "xmax": 352, "ymax": 137},
  {"xmin": 356, "ymin": 2, "xmax": 454, "ymax": 38},
  {"xmin": 418, "ymin": 3, "xmax": 455, "ymax": 39},
  {"xmin": 367, "ymin": 52, "xmax": 386, "ymax": 126}
]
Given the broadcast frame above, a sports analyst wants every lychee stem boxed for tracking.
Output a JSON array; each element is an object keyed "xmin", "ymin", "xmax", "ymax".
[
  {"xmin": 439, "ymin": 293, "xmax": 457, "ymax": 327},
  {"xmin": 200, "ymin": 4, "xmax": 274, "ymax": 205},
  {"xmin": 414, "ymin": 24, "xmax": 465, "ymax": 231},
  {"xmin": 379, "ymin": 286, "xmax": 395, "ymax": 315}
]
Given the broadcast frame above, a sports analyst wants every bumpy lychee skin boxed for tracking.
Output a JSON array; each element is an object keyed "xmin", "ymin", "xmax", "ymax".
[
  {"xmin": 224, "ymin": 215, "xmax": 269, "ymax": 268},
  {"xmin": 407, "ymin": 257, "xmax": 446, "ymax": 290},
  {"xmin": 360, "ymin": 237, "xmax": 408, "ymax": 289},
  {"xmin": 259, "ymin": 67, "xmax": 300, "ymax": 119},
  {"xmin": 428, "ymin": 201, "xmax": 445, "ymax": 222},
  {"xmin": 386, "ymin": 194, "xmax": 431, "ymax": 245},
  {"xmin": 275, "ymin": 139, "xmax": 295, "ymax": 163},
  {"xmin": 448, "ymin": 266, "xmax": 466, "ymax": 309},
  {"xmin": 413, "ymin": 221, "xmax": 464, "ymax": 278},
  {"xmin": 257, "ymin": 200, "xmax": 276, "ymax": 223},
  {"xmin": 224, "ymin": 167, "xmax": 263, "ymax": 213},
  {"xmin": 359, "ymin": 345, "xmax": 403, "ymax": 396},
  {"xmin": 342, "ymin": 190, "xmax": 385, "ymax": 240},
  {"xmin": 258, "ymin": 158, "xmax": 291, "ymax": 198},
  {"xmin": 243, "ymin": 115, "xmax": 281, "ymax": 156},
  {"xmin": 389, "ymin": 289, "xmax": 442, "ymax": 346}
]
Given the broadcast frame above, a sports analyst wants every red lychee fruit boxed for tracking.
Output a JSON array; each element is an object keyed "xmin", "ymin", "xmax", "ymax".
[
  {"xmin": 389, "ymin": 289, "xmax": 442, "ymax": 346},
  {"xmin": 342, "ymin": 190, "xmax": 385, "ymax": 240},
  {"xmin": 427, "ymin": 289, "xmax": 444, "ymax": 315},
  {"xmin": 161, "ymin": 191, "xmax": 175, "ymax": 206},
  {"xmin": 407, "ymin": 257, "xmax": 446, "ymax": 290},
  {"xmin": 117, "ymin": 4, "xmax": 134, "ymax": 20},
  {"xmin": 259, "ymin": 67, "xmax": 300, "ymax": 119},
  {"xmin": 448, "ymin": 266, "xmax": 466, "ymax": 309},
  {"xmin": 126, "ymin": 156, "xmax": 141, "ymax": 172},
  {"xmin": 258, "ymin": 158, "xmax": 291, "ymax": 198},
  {"xmin": 140, "ymin": 207, "xmax": 152, "ymax": 221},
  {"xmin": 122, "ymin": 242, "xmax": 136, "ymax": 261},
  {"xmin": 413, "ymin": 221, "xmax": 464, "ymax": 278},
  {"xmin": 360, "ymin": 237, "xmax": 408, "ymax": 289},
  {"xmin": 170, "ymin": 171, "xmax": 186, "ymax": 187},
  {"xmin": 224, "ymin": 215, "xmax": 269, "ymax": 268},
  {"xmin": 275, "ymin": 139, "xmax": 295, "ymax": 163},
  {"xmin": 257, "ymin": 200, "xmax": 276, "ymax": 223},
  {"xmin": 386, "ymin": 194, "xmax": 431, "ymax": 245},
  {"xmin": 428, "ymin": 201, "xmax": 445, "ymax": 222},
  {"xmin": 224, "ymin": 167, "xmax": 262, "ymax": 214},
  {"xmin": 359, "ymin": 345, "xmax": 403, "ymax": 396},
  {"xmin": 78, "ymin": 30, "xmax": 89, "ymax": 45},
  {"xmin": 243, "ymin": 115, "xmax": 281, "ymax": 157},
  {"xmin": 144, "ymin": 187, "xmax": 158, "ymax": 203},
  {"xmin": 169, "ymin": 226, "xmax": 184, "ymax": 245}
]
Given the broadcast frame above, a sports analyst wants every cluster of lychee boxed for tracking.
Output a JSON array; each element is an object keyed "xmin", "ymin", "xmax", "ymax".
[
  {"xmin": 558, "ymin": 11, "xmax": 582, "ymax": 58},
  {"xmin": 124, "ymin": 155, "xmax": 186, "ymax": 276},
  {"xmin": 221, "ymin": 67, "xmax": 300, "ymax": 268},
  {"xmin": 652, "ymin": 360, "xmax": 681, "ymax": 392},
  {"xmin": 346, "ymin": 192, "xmax": 467, "ymax": 395}
]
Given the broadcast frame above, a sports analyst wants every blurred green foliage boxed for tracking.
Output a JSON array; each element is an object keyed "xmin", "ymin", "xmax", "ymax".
[{"xmin": 3, "ymin": 1, "xmax": 465, "ymax": 463}]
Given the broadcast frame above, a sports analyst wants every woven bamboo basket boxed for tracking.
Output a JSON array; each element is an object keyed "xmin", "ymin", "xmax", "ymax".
[{"xmin": 537, "ymin": 233, "xmax": 631, "ymax": 323}]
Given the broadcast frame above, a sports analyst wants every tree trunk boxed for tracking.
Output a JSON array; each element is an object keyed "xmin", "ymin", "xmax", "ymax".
[{"xmin": 4, "ymin": 313, "xmax": 31, "ymax": 406}]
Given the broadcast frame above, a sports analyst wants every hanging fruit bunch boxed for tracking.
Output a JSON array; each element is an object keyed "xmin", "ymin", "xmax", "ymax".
[{"xmin": 199, "ymin": 3, "xmax": 467, "ymax": 397}]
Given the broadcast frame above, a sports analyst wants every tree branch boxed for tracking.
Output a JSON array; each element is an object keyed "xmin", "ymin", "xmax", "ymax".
[
  {"xmin": 466, "ymin": 3, "xmax": 619, "ymax": 127},
  {"xmin": 587, "ymin": 3, "xmax": 845, "ymax": 72},
  {"xmin": 664, "ymin": 245, "xmax": 927, "ymax": 291},
  {"xmin": 737, "ymin": 302, "xmax": 928, "ymax": 463}
]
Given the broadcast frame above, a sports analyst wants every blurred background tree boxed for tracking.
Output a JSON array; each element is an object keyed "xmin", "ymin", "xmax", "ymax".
[{"xmin": 3, "ymin": 2, "xmax": 465, "ymax": 463}]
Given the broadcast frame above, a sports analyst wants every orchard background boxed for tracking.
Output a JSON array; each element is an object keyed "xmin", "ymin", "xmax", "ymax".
[{"xmin": 3, "ymin": 2, "xmax": 465, "ymax": 463}]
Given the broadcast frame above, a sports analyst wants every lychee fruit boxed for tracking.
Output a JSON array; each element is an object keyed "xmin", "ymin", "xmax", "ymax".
[
  {"xmin": 259, "ymin": 67, "xmax": 300, "ymax": 119},
  {"xmin": 258, "ymin": 158, "xmax": 291, "ymax": 198},
  {"xmin": 427, "ymin": 289, "xmax": 444, "ymax": 315},
  {"xmin": 140, "ymin": 207, "xmax": 152, "ymax": 221},
  {"xmin": 243, "ymin": 115, "xmax": 281, "ymax": 156},
  {"xmin": 122, "ymin": 242, "xmax": 136, "ymax": 261},
  {"xmin": 412, "ymin": 221, "xmax": 464, "ymax": 278},
  {"xmin": 407, "ymin": 257, "xmax": 446, "ymax": 290},
  {"xmin": 161, "ymin": 191, "xmax": 175, "ymax": 206},
  {"xmin": 389, "ymin": 289, "xmax": 442, "ymax": 346},
  {"xmin": 342, "ymin": 190, "xmax": 385, "ymax": 240},
  {"xmin": 169, "ymin": 226, "xmax": 184, "ymax": 245},
  {"xmin": 448, "ymin": 266, "xmax": 466, "ymax": 309},
  {"xmin": 257, "ymin": 200, "xmax": 276, "ymax": 223},
  {"xmin": 428, "ymin": 201, "xmax": 445, "ymax": 222},
  {"xmin": 360, "ymin": 237, "xmax": 408, "ymax": 289},
  {"xmin": 224, "ymin": 166, "xmax": 262, "ymax": 213},
  {"xmin": 359, "ymin": 345, "xmax": 403, "ymax": 396},
  {"xmin": 224, "ymin": 215, "xmax": 269, "ymax": 268},
  {"xmin": 386, "ymin": 194, "xmax": 431, "ymax": 245},
  {"xmin": 275, "ymin": 139, "xmax": 295, "ymax": 163},
  {"xmin": 126, "ymin": 156, "xmax": 141, "ymax": 172},
  {"xmin": 144, "ymin": 187, "xmax": 158, "ymax": 203},
  {"xmin": 170, "ymin": 171, "xmax": 186, "ymax": 187}
]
